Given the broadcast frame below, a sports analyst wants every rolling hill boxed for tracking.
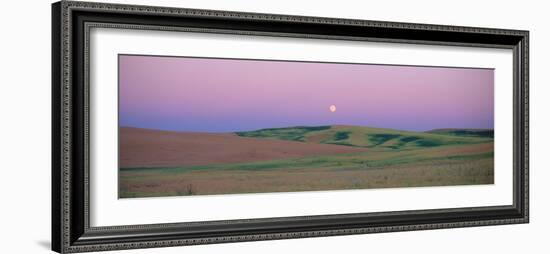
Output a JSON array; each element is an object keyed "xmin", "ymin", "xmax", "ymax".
[
  {"xmin": 120, "ymin": 125, "xmax": 494, "ymax": 197},
  {"xmin": 119, "ymin": 127, "xmax": 367, "ymax": 168},
  {"xmin": 236, "ymin": 125, "xmax": 493, "ymax": 150},
  {"xmin": 426, "ymin": 128, "xmax": 494, "ymax": 138}
]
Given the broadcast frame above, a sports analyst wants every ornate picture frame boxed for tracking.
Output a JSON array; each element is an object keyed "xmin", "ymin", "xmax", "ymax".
[{"xmin": 52, "ymin": 1, "xmax": 529, "ymax": 253}]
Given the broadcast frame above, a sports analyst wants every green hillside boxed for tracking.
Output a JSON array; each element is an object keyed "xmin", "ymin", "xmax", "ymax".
[
  {"xmin": 236, "ymin": 125, "xmax": 493, "ymax": 150},
  {"xmin": 426, "ymin": 128, "xmax": 494, "ymax": 138},
  {"xmin": 235, "ymin": 126, "xmax": 331, "ymax": 142},
  {"xmin": 122, "ymin": 125, "xmax": 495, "ymax": 197}
]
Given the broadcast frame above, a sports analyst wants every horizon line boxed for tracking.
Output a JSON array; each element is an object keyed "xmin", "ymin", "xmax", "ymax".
[{"xmin": 119, "ymin": 124, "xmax": 495, "ymax": 134}]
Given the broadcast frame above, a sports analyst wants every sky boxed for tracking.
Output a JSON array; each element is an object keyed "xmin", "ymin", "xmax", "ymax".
[{"xmin": 119, "ymin": 55, "xmax": 494, "ymax": 132}]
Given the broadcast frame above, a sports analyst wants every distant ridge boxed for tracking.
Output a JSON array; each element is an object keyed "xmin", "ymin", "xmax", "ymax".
[
  {"xmin": 236, "ymin": 125, "xmax": 493, "ymax": 150},
  {"xmin": 119, "ymin": 127, "xmax": 366, "ymax": 168},
  {"xmin": 426, "ymin": 128, "xmax": 494, "ymax": 138}
]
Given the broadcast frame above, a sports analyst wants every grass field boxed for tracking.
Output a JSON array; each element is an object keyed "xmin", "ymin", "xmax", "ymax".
[{"xmin": 119, "ymin": 125, "xmax": 494, "ymax": 198}]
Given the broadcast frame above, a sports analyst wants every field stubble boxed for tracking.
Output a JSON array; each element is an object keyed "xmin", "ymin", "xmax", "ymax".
[{"xmin": 120, "ymin": 142, "xmax": 494, "ymax": 198}]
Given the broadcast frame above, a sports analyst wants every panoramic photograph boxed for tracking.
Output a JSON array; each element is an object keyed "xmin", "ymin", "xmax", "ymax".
[{"xmin": 118, "ymin": 54, "xmax": 494, "ymax": 198}]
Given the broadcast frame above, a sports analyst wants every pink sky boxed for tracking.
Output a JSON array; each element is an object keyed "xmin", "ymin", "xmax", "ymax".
[{"xmin": 119, "ymin": 55, "xmax": 494, "ymax": 132}]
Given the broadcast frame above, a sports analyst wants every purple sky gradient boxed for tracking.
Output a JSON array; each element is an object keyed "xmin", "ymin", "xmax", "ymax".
[{"xmin": 119, "ymin": 55, "xmax": 494, "ymax": 132}]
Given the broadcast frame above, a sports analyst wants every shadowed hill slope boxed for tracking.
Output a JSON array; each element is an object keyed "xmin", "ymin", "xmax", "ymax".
[
  {"xmin": 120, "ymin": 127, "xmax": 367, "ymax": 168},
  {"xmin": 426, "ymin": 128, "xmax": 494, "ymax": 138},
  {"xmin": 236, "ymin": 125, "xmax": 493, "ymax": 150}
]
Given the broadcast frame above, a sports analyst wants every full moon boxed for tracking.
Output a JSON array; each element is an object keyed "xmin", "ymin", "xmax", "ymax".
[{"xmin": 329, "ymin": 105, "xmax": 336, "ymax": 112}]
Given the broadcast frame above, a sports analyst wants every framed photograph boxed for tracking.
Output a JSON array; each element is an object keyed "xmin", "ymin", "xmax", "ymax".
[{"xmin": 52, "ymin": 1, "xmax": 529, "ymax": 253}]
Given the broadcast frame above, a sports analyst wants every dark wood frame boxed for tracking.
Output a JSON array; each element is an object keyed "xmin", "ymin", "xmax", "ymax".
[{"xmin": 52, "ymin": 1, "xmax": 529, "ymax": 253}]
